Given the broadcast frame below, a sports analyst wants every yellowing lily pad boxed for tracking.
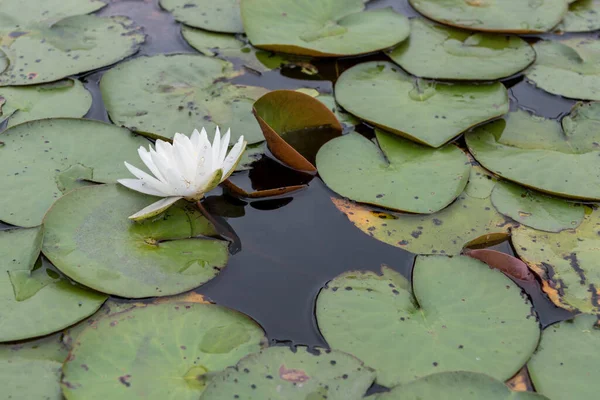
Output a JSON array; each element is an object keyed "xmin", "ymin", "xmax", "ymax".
[
  {"xmin": 408, "ymin": 0, "xmax": 567, "ymax": 33},
  {"xmin": 316, "ymin": 130, "xmax": 470, "ymax": 213},
  {"xmin": 558, "ymin": 0, "xmax": 600, "ymax": 32},
  {"xmin": 241, "ymin": 0, "xmax": 410, "ymax": 57},
  {"xmin": 160, "ymin": 0, "xmax": 243, "ymax": 33},
  {"xmin": 389, "ymin": 19, "xmax": 535, "ymax": 81},
  {"xmin": 334, "ymin": 61, "xmax": 509, "ymax": 148}
]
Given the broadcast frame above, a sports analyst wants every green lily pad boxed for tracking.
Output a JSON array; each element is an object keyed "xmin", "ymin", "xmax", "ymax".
[
  {"xmin": 42, "ymin": 184, "xmax": 229, "ymax": 298},
  {"xmin": 0, "ymin": 227, "xmax": 107, "ymax": 342},
  {"xmin": 491, "ymin": 182, "xmax": 584, "ymax": 233},
  {"xmin": 316, "ymin": 256, "xmax": 540, "ymax": 387},
  {"xmin": 160, "ymin": 0, "xmax": 243, "ymax": 33},
  {"xmin": 526, "ymin": 38, "xmax": 600, "ymax": 101},
  {"xmin": 466, "ymin": 109, "xmax": 600, "ymax": 201},
  {"xmin": 0, "ymin": 15, "xmax": 144, "ymax": 86},
  {"xmin": 100, "ymin": 54, "xmax": 267, "ymax": 143},
  {"xmin": 0, "ymin": 0, "xmax": 105, "ymax": 26},
  {"xmin": 201, "ymin": 346, "xmax": 375, "ymax": 400},
  {"xmin": 0, "ymin": 79, "xmax": 91, "ymax": 128},
  {"xmin": 389, "ymin": 19, "xmax": 535, "ymax": 81},
  {"xmin": 331, "ymin": 166, "xmax": 514, "ymax": 255},
  {"xmin": 376, "ymin": 371, "xmax": 548, "ymax": 400},
  {"xmin": 562, "ymin": 101, "xmax": 600, "ymax": 138},
  {"xmin": 558, "ymin": 0, "xmax": 600, "ymax": 32},
  {"xmin": 316, "ymin": 130, "xmax": 470, "ymax": 214},
  {"xmin": 0, "ymin": 330, "xmax": 70, "ymax": 363},
  {"xmin": 334, "ymin": 61, "xmax": 509, "ymax": 148},
  {"xmin": 62, "ymin": 301, "xmax": 266, "ymax": 399},
  {"xmin": 528, "ymin": 314, "xmax": 600, "ymax": 400},
  {"xmin": 408, "ymin": 0, "xmax": 567, "ymax": 33},
  {"xmin": 241, "ymin": 0, "xmax": 410, "ymax": 57},
  {"xmin": 512, "ymin": 207, "xmax": 600, "ymax": 314},
  {"xmin": 1, "ymin": 358, "xmax": 62, "ymax": 400},
  {"xmin": 311, "ymin": 93, "xmax": 359, "ymax": 128},
  {"xmin": 0, "ymin": 118, "xmax": 150, "ymax": 227}
]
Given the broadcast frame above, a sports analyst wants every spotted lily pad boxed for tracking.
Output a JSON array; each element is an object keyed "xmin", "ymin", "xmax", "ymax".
[
  {"xmin": 1, "ymin": 358, "xmax": 62, "ymax": 400},
  {"xmin": 62, "ymin": 301, "xmax": 266, "ymax": 399},
  {"xmin": 512, "ymin": 207, "xmax": 600, "ymax": 314},
  {"xmin": 558, "ymin": 0, "xmax": 600, "ymax": 32},
  {"xmin": 100, "ymin": 54, "xmax": 267, "ymax": 143},
  {"xmin": 466, "ymin": 109, "xmax": 600, "ymax": 201},
  {"xmin": 526, "ymin": 38, "xmax": 600, "ymax": 100},
  {"xmin": 0, "ymin": 79, "xmax": 91, "ymax": 128},
  {"xmin": 316, "ymin": 130, "xmax": 470, "ymax": 213},
  {"xmin": 42, "ymin": 184, "xmax": 229, "ymax": 298},
  {"xmin": 316, "ymin": 256, "xmax": 540, "ymax": 387},
  {"xmin": 241, "ymin": 0, "xmax": 410, "ymax": 57},
  {"xmin": 528, "ymin": 314, "xmax": 600, "ymax": 400},
  {"xmin": 408, "ymin": 0, "xmax": 567, "ymax": 33},
  {"xmin": 160, "ymin": 0, "xmax": 243, "ymax": 33},
  {"xmin": 389, "ymin": 19, "xmax": 535, "ymax": 81},
  {"xmin": 200, "ymin": 346, "xmax": 375, "ymax": 400},
  {"xmin": 334, "ymin": 61, "xmax": 509, "ymax": 148},
  {"xmin": 0, "ymin": 118, "xmax": 149, "ymax": 227}
]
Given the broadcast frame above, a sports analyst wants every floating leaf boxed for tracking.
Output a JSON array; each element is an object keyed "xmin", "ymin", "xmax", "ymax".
[
  {"xmin": 558, "ymin": 0, "xmax": 600, "ymax": 32},
  {"xmin": 334, "ymin": 61, "xmax": 509, "ymax": 148},
  {"xmin": 201, "ymin": 346, "xmax": 375, "ymax": 400},
  {"xmin": 408, "ymin": 0, "xmax": 567, "ymax": 33},
  {"xmin": 528, "ymin": 314, "xmax": 600, "ymax": 400},
  {"xmin": 466, "ymin": 109, "xmax": 600, "ymax": 201},
  {"xmin": 241, "ymin": 0, "xmax": 410, "ymax": 57},
  {"xmin": 389, "ymin": 19, "xmax": 535, "ymax": 81},
  {"xmin": 526, "ymin": 38, "xmax": 600, "ymax": 101},
  {"xmin": 464, "ymin": 249, "xmax": 535, "ymax": 282},
  {"xmin": 0, "ymin": 118, "xmax": 149, "ymax": 227},
  {"xmin": 101, "ymin": 54, "xmax": 267, "ymax": 143},
  {"xmin": 42, "ymin": 184, "xmax": 229, "ymax": 298},
  {"xmin": 0, "ymin": 331, "xmax": 69, "ymax": 363},
  {"xmin": 316, "ymin": 257, "xmax": 540, "ymax": 386},
  {"xmin": 491, "ymin": 182, "xmax": 584, "ymax": 232},
  {"xmin": 1, "ymin": 358, "xmax": 62, "ymax": 400},
  {"xmin": 316, "ymin": 130, "xmax": 470, "ymax": 213},
  {"xmin": 160, "ymin": 0, "xmax": 243, "ymax": 33},
  {"xmin": 0, "ymin": 0, "xmax": 105, "ymax": 26},
  {"xmin": 62, "ymin": 301, "xmax": 266, "ymax": 399},
  {"xmin": 512, "ymin": 207, "xmax": 600, "ymax": 314},
  {"xmin": 222, "ymin": 180, "xmax": 306, "ymax": 199},
  {"xmin": 0, "ymin": 79, "xmax": 91, "ymax": 128}
]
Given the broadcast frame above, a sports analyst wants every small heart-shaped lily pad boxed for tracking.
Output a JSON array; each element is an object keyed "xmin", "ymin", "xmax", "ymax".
[{"xmin": 160, "ymin": 0, "xmax": 243, "ymax": 33}]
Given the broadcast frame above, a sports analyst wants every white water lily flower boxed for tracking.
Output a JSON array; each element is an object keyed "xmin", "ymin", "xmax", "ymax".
[{"xmin": 118, "ymin": 127, "xmax": 246, "ymax": 221}]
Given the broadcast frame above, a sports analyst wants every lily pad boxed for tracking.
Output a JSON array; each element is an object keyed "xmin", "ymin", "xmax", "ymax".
[
  {"xmin": 316, "ymin": 256, "xmax": 540, "ymax": 386},
  {"xmin": 334, "ymin": 61, "xmax": 509, "ymax": 148},
  {"xmin": 375, "ymin": 371, "xmax": 547, "ymax": 400},
  {"xmin": 526, "ymin": 38, "xmax": 600, "ymax": 101},
  {"xmin": 160, "ymin": 0, "xmax": 243, "ymax": 33},
  {"xmin": 331, "ymin": 166, "xmax": 514, "ymax": 255},
  {"xmin": 316, "ymin": 130, "xmax": 470, "ymax": 213},
  {"xmin": 1, "ymin": 358, "xmax": 62, "ymax": 400},
  {"xmin": 0, "ymin": 227, "xmax": 107, "ymax": 342},
  {"xmin": 62, "ymin": 301, "xmax": 266, "ymax": 399},
  {"xmin": 0, "ymin": 79, "xmax": 91, "ymax": 128},
  {"xmin": 512, "ymin": 207, "xmax": 600, "ymax": 314},
  {"xmin": 0, "ymin": 0, "xmax": 105, "ymax": 26},
  {"xmin": 528, "ymin": 314, "xmax": 600, "ymax": 400},
  {"xmin": 466, "ymin": 109, "xmax": 600, "ymax": 201},
  {"xmin": 0, "ymin": 118, "xmax": 149, "ymax": 227},
  {"xmin": 200, "ymin": 346, "xmax": 375, "ymax": 400},
  {"xmin": 408, "ymin": 0, "xmax": 567, "ymax": 33},
  {"xmin": 389, "ymin": 19, "xmax": 535, "ymax": 81},
  {"xmin": 100, "ymin": 54, "xmax": 267, "ymax": 143},
  {"xmin": 42, "ymin": 184, "xmax": 229, "ymax": 298},
  {"xmin": 241, "ymin": 0, "xmax": 410, "ymax": 57},
  {"xmin": 558, "ymin": 0, "xmax": 600, "ymax": 32}
]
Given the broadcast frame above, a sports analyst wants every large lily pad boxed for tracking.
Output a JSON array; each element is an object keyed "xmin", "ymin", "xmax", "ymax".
[
  {"xmin": 558, "ymin": 0, "xmax": 600, "ymax": 32},
  {"xmin": 0, "ymin": 227, "xmax": 107, "ymax": 342},
  {"xmin": 331, "ymin": 166, "xmax": 514, "ymax": 255},
  {"xmin": 528, "ymin": 314, "xmax": 600, "ymax": 400},
  {"xmin": 512, "ymin": 207, "xmax": 600, "ymax": 314},
  {"xmin": 1, "ymin": 358, "xmax": 62, "ymax": 400},
  {"xmin": 466, "ymin": 109, "xmax": 600, "ymax": 200},
  {"xmin": 100, "ymin": 54, "xmax": 267, "ymax": 143},
  {"xmin": 200, "ymin": 346, "xmax": 375, "ymax": 400},
  {"xmin": 0, "ymin": 118, "xmax": 149, "ymax": 227},
  {"xmin": 316, "ymin": 130, "xmax": 470, "ymax": 214},
  {"xmin": 62, "ymin": 301, "xmax": 266, "ymax": 399},
  {"xmin": 389, "ymin": 19, "xmax": 535, "ymax": 81},
  {"xmin": 526, "ymin": 38, "xmax": 600, "ymax": 101},
  {"xmin": 0, "ymin": 0, "xmax": 105, "ymax": 25},
  {"xmin": 316, "ymin": 256, "xmax": 540, "ymax": 386},
  {"xmin": 334, "ymin": 61, "xmax": 509, "ymax": 148},
  {"xmin": 241, "ymin": 0, "xmax": 410, "ymax": 57},
  {"xmin": 42, "ymin": 184, "xmax": 229, "ymax": 298},
  {"xmin": 0, "ymin": 79, "xmax": 91, "ymax": 128},
  {"xmin": 408, "ymin": 0, "xmax": 567, "ymax": 33},
  {"xmin": 160, "ymin": 0, "xmax": 243, "ymax": 33}
]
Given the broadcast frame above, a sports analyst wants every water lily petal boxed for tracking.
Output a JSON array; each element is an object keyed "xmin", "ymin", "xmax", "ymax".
[
  {"xmin": 212, "ymin": 126, "xmax": 222, "ymax": 171},
  {"xmin": 155, "ymin": 139, "xmax": 174, "ymax": 160},
  {"xmin": 221, "ymin": 136, "xmax": 247, "ymax": 181},
  {"xmin": 118, "ymin": 178, "xmax": 169, "ymax": 197},
  {"xmin": 138, "ymin": 146, "xmax": 167, "ymax": 183},
  {"xmin": 190, "ymin": 128, "xmax": 201, "ymax": 151},
  {"xmin": 124, "ymin": 162, "xmax": 172, "ymax": 194},
  {"xmin": 219, "ymin": 128, "xmax": 231, "ymax": 166},
  {"xmin": 149, "ymin": 151, "xmax": 190, "ymax": 196},
  {"xmin": 190, "ymin": 168, "xmax": 223, "ymax": 199},
  {"xmin": 172, "ymin": 134, "xmax": 196, "ymax": 182},
  {"xmin": 128, "ymin": 196, "xmax": 183, "ymax": 221}
]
